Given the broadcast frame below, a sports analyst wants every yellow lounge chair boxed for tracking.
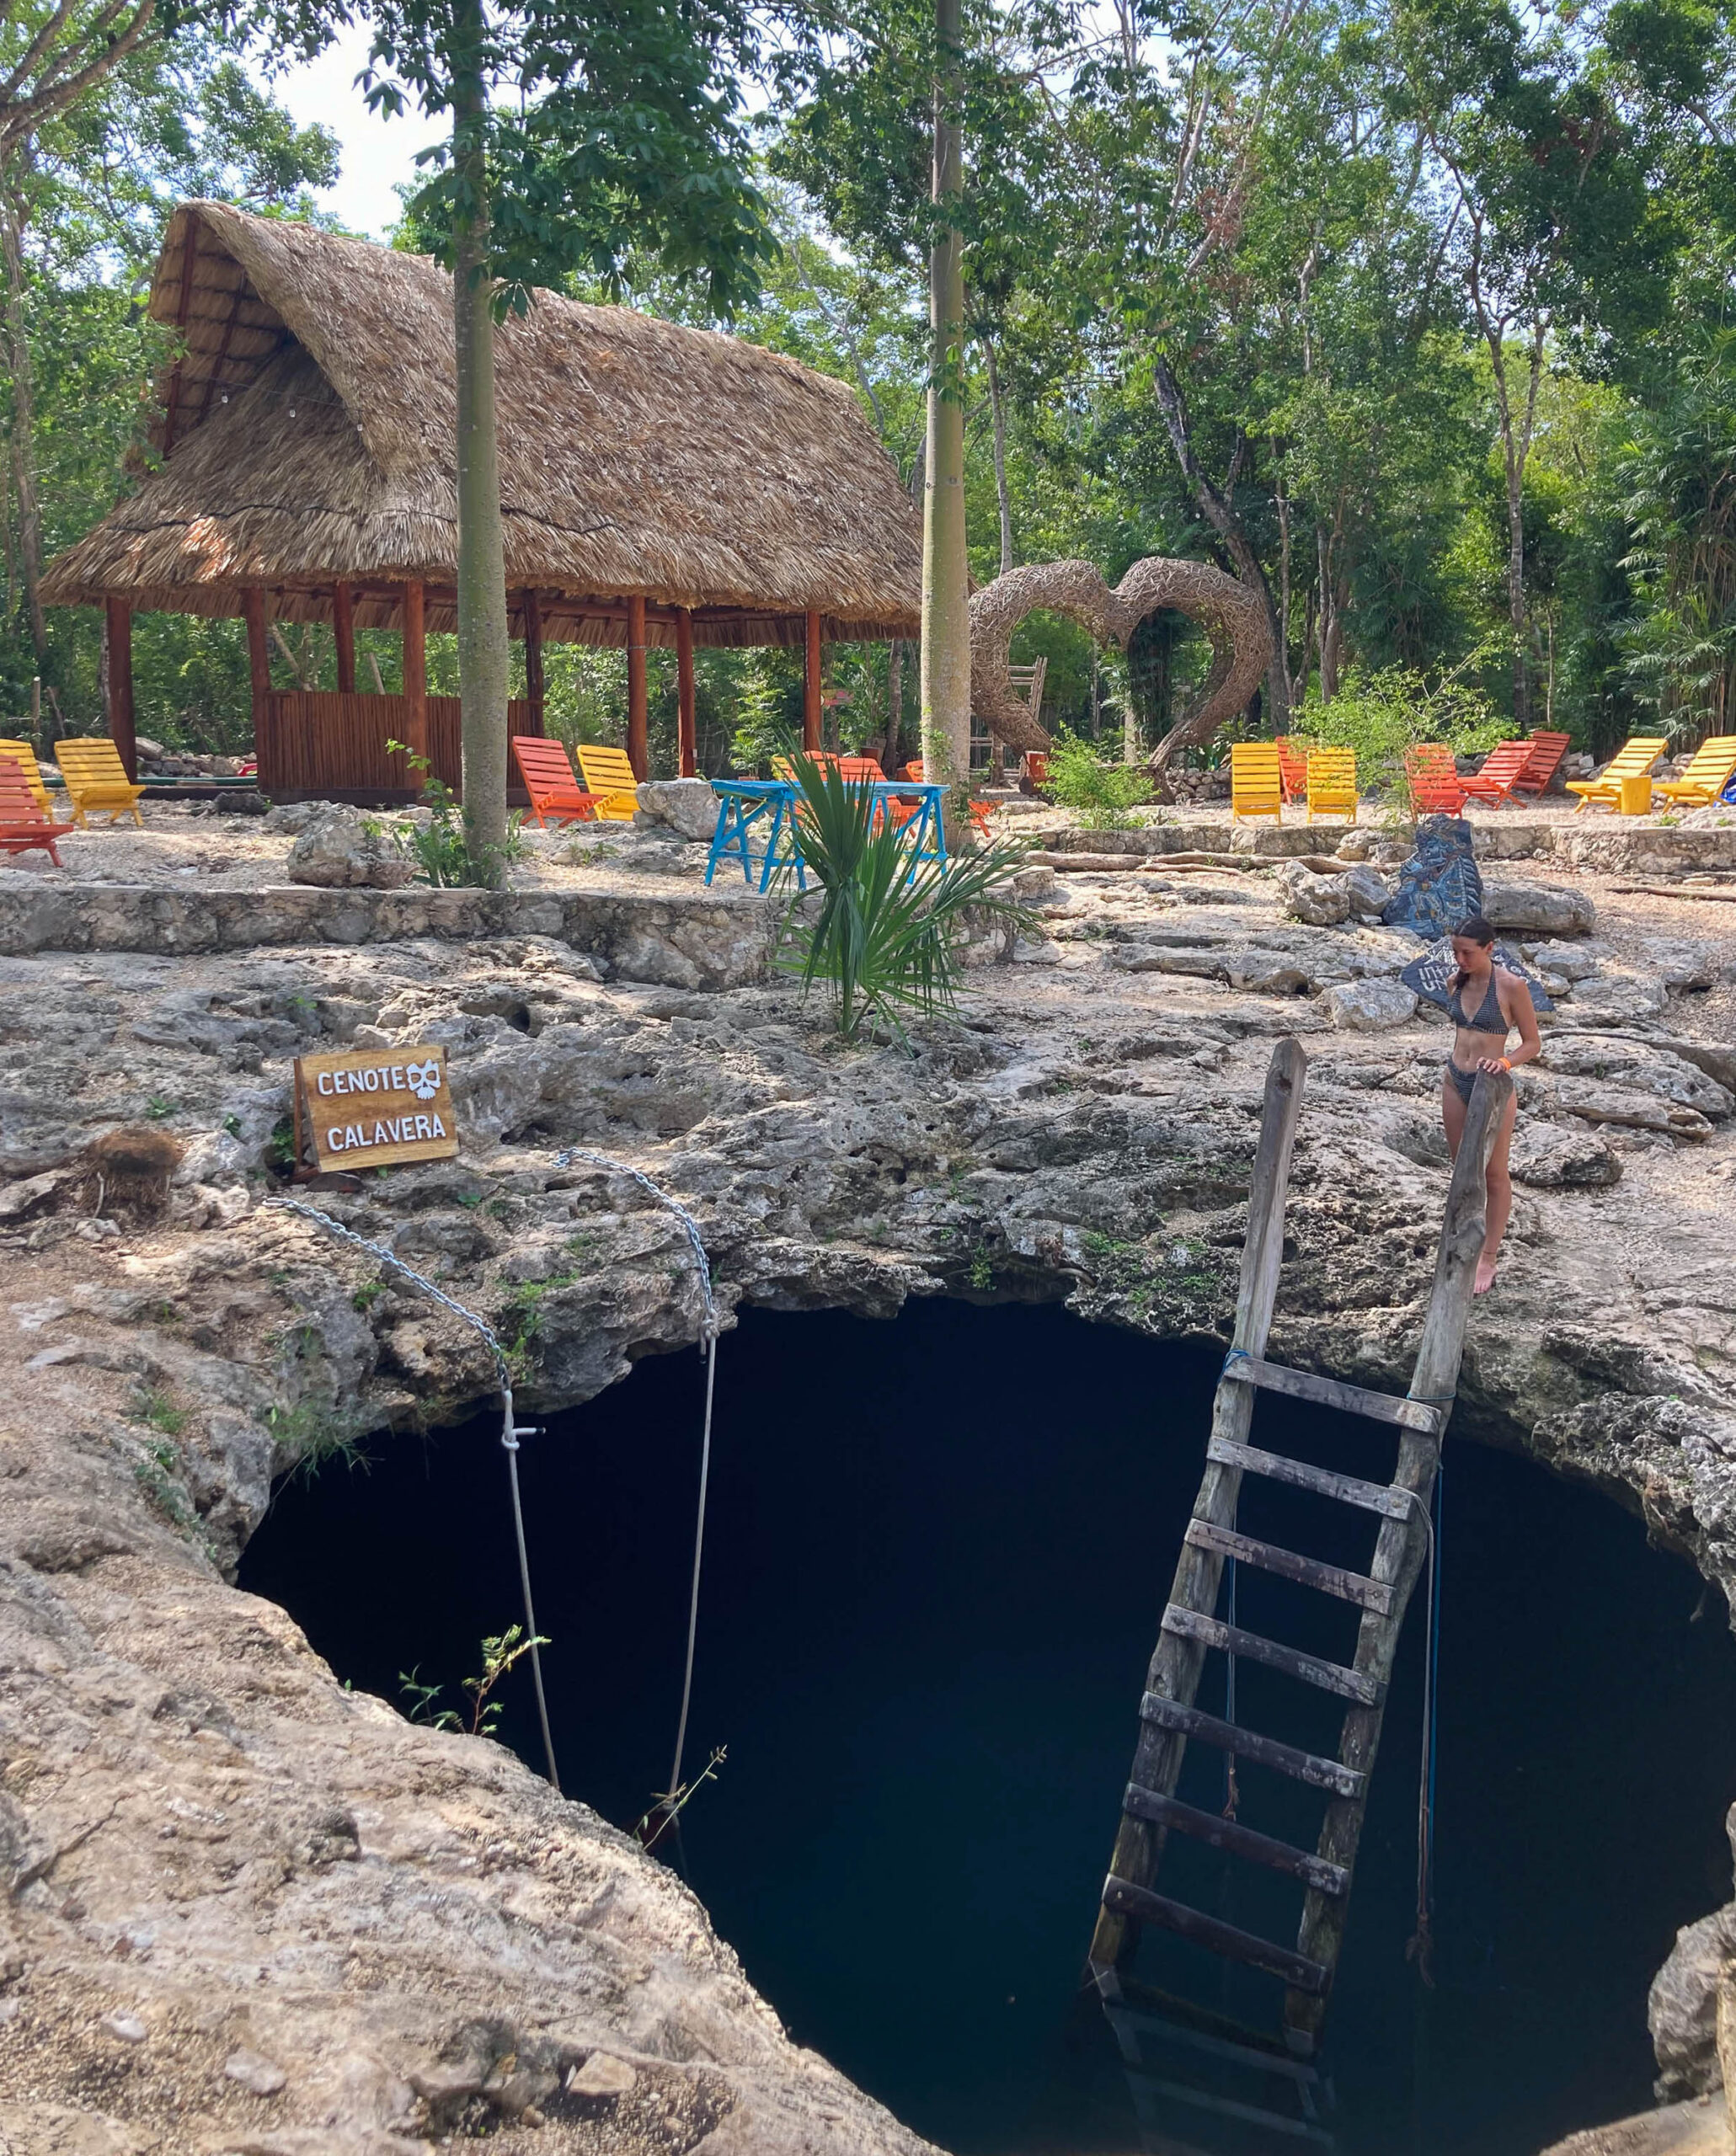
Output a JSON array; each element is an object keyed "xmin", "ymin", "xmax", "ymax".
[
  {"xmin": 1229, "ymin": 742, "xmax": 1284, "ymax": 823},
  {"xmin": 54, "ymin": 737, "xmax": 146, "ymax": 828},
  {"xmin": 1564, "ymin": 735, "xmax": 1669, "ymax": 813},
  {"xmin": 0, "ymin": 739, "xmax": 56, "ymax": 819},
  {"xmin": 573, "ymin": 744, "xmax": 641, "ymax": 821},
  {"xmin": 1655, "ymin": 736, "xmax": 1736, "ymax": 808},
  {"xmin": 1306, "ymin": 745, "xmax": 1358, "ymax": 822}
]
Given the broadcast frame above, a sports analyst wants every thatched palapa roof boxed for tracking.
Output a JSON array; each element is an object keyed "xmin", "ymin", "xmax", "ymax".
[{"xmin": 43, "ymin": 202, "xmax": 922, "ymax": 648}]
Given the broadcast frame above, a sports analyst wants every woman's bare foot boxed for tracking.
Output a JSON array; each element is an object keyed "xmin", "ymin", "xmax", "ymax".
[{"xmin": 1474, "ymin": 1251, "xmax": 1498, "ymax": 1294}]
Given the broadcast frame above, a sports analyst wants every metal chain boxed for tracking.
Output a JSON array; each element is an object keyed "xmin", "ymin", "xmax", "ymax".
[{"xmin": 553, "ymin": 1148, "xmax": 718, "ymax": 1344}]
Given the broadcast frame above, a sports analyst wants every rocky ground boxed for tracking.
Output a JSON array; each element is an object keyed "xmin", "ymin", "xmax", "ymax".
[{"xmin": 2, "ymin": 796, "xmax": 1734, "ymax": 2153}]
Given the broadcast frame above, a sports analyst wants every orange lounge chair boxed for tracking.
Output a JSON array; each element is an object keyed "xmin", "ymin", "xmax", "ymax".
[
  {"xmin": 1274, "ymin": 736, "xmax": 1309, "ymax": 804},
  {"xmin": 1513, "ymin": 729, "xmax": 1571, "ymax": 797},
  {"xmin": 0, "ymin": 757, "xmax": 63, "ymax": 865},
  {"xmin": 1404, "ymin": 744, "xmax": 1467, "ymax": 815},
  {"xmin": 900, "ymin": 759, "xmax": 994, "ymax": 839},
  {"xmin": 510, "ymin": 736, "xmax": 605, "ymax": 828},
  {"xmin": 1458, "ymin": 739, "xmax": 1534, "ymax": 806}
]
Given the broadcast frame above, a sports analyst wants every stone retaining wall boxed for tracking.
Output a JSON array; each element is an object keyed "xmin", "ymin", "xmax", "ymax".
[
  {"xmin": 0, "ymin": 882, "xmax": 776, "ymax": 989},
  {"xmin": 1045, "ymin": 821, "xmax": 1735, "ymax": 870}
]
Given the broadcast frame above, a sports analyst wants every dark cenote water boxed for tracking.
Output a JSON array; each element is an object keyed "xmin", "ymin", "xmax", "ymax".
[{"xmin": 239, "ymin": 1300, "xmax": 1736, "ymax": 2156}]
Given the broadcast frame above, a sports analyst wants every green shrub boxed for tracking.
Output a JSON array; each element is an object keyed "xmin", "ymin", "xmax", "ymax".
[
  {"xmin": 778, "ymin": 758, "xmax": 1033, "ymax": 1043},
  {"xmin": 1044, "ymin": 729, "xmax": 1152, "ymax": 829},
  {"xmin": 1295, "ymin": 657, "xmax": 1515, "ymax": 815}
]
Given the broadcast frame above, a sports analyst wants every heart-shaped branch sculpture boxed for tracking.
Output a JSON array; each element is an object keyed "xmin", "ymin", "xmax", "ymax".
[{"xmin": 969, "ymin": 558, "xmax": 1273, "ymax": 787}]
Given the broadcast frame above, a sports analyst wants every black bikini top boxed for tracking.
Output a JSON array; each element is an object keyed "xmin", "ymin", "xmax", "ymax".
[{"xmin": 1450, "ymin": 971, "xmax": 1505, "ymax": 1033}]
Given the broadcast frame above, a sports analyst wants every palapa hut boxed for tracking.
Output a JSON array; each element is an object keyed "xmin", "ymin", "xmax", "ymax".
[{"xmin": 43, "ymin": 201, "xmax": 923, "ymax": 799}]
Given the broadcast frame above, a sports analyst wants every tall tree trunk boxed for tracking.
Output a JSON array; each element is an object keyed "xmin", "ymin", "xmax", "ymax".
[
  {"xmin": 982, "ymin": 334, "xmax": 1014, "ymax": 576},
  {"xmin": 1152, "ymin": 355, "xmax": 1290, "ymax": 732},
  {"xmin": 451, "ymin": 17, "xmax": 510, "ymax": 870},
  {"xmin": 1, "ymin": 186, "xmax": 47, "ymax": 668},
  {"xmin": 887, "ymin": 636, "xmax": 905, "ymax": 768},
  {"xmin": 920, "ymin": 0, "xmax": 971, "ymax": 784},
  {"xmin": 1482, "ymin": 319, "xmax": 1545, "ymax": 734}
]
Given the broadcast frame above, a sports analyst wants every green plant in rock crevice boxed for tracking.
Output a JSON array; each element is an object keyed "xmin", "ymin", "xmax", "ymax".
[
  {"xmin": 1044, "ymin": 728, "xmax": 1152, "ymax": 830},
  {"xmin": 777, "ymin": 757, "xmax": 1033, "ymax": 1045},
  {"xmin": 398, "ymin": 1625, "xmax": 550, "ymax": 1738}
]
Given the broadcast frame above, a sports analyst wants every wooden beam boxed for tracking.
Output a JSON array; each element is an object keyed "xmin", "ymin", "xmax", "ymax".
[
  {"xmin": 104, "ymin": 599, "xmax": 136, "ymax": 782},
  {"xmin": 1285, "ymin": 1067, "xmax": 1514, "ymax": 2050},
  {"xmin": 401, "ymin": 578, "xmax": 427, "ymax": 760},
  {"xmin": 243, "ymin": 586, "xmax": 274, "ymax": 787},
  {"xmin": 804, "ymin": 607, "xmax": 823, "ymax": 750},
  {"xmin": 1090, "ymin": 1038, "xmax": 1309, "ymax": 1976},
  {"xmin": 627, "ymin": 593, "xmax": 649, "ymax": 780},
  {"xmin": 1101, "ymin": 1880, "xmax": 1333, "ymax": 1998},
  {"xmin": 676, "ymin": 606, "xmax": 697, "ymax": 777},
  {"xmin": 1205, "ymin": 1436, "xmax": 1416, "ymax": 1519},
  {"xmin": 1137, "ymin": 1694, "xmax": 1364, "ymax": 1799},
  {"xmin": 1223, "ymin": 1356, "xmax": 1444, "ymax": 1437},
  {"xmin": 1181, "ymin": 1520, "xmax": 1394, "ymax": 1615},
  {"xmin": 522, "ymin": 590, "xmax": 545, "ymax": 738},
  {"xmin": 1121, "ymin": 1785, "xmax": 1350, "ymax": 1897},
  {"xmin": 1158, "ymin": 1604, "xmax": 1385, "ymax": 1709},
  {"xmin": 333, "ymin": 583, "xmax": 356, "ymax": 696}
]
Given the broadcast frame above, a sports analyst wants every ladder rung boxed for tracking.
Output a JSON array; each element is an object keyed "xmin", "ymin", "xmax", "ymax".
[
  {"xmin": 1122, "ymin": 1783, "xmax": 1350, "ymax": 1897},
  {"xmin": 1208, "ymin": 1435, "xmax": 1416, "ymax": 1520},
  {"xmin": 1124, "ymin": 2068, "xmax": 1335, "ymax": 2145},
  {"xmin": 1103, "ymin": 1874, "xmax": 1334, "ymax": 1996},
  {"xmin": 1184, "ymin": 1518, "xmax": 1396, "ymax": 1615},
  {"xmin": 1161, "ymin": 1604, "xmax": 1385, "ymax": 1708},
  {"xmin": 1139, "ymin": 1694, "xmax": 1364, "ymax": 1799},
  {"xmin": 1103, "ymin": 2001, "xmax": 1322, "ymax": 2084},
  {"xmin": 1224, "ymin": 1353, "xmax": 1444, "ymax": 1436}
]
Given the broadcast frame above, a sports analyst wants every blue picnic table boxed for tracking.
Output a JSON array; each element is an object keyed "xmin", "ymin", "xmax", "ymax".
[{"xmin": 704, "ymin": 777, "xmax": 948, "ymax": 893}]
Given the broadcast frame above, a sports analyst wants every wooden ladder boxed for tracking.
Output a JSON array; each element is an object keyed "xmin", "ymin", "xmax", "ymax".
[{"xmin": 1088, "ymin": 1036, "xmax": 1512, "ymax": 2071}]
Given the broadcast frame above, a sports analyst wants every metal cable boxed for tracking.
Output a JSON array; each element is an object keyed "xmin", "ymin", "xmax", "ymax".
[
  {"xmin": 553, "ymin": 1148, "xmax": 719, "ymax": 1811},
  {"xmin": 265, "ymin": 1193, "xmax": 561, "ymax": 1791}
]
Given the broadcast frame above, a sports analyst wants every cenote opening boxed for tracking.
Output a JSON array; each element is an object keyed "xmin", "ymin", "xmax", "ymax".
[{"xmin": 238, "ymin": 1301, "xmax": 1736, "ymax": 2155}]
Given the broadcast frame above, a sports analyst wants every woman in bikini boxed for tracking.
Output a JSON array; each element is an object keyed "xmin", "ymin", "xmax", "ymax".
[{"xmin": 1442, "ymin": 915, "xmax": 1541, "ymax": 1294}]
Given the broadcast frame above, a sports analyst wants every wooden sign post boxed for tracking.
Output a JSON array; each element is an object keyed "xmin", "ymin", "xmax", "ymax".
[{"xmin": 291, "ymin": 1047, "xmax": 460, "ymax": 1177}]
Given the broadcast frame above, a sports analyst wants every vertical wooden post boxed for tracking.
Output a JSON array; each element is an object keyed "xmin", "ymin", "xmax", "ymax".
[
  {"xmin": 1088, "ymin": 1038, "xmax": 1309, "ymax": 1982},
  {"xmin": 333, "ymin": 582, "xmax": 356, "ymax": 696},
  {"xmin": 522, "ymin": 589, "xmax": 545, "ymax": 738},
  {"xmin": 401, "ymin": 579, "xmax": 427, "ymax": 761},
  {"xmin": 804, "ymin": 607, "xmax": 823, "ymax": 751},
  {"xmin": 104, "ymin": 598, "xmax": 136, "ymax": 782},
  {"xmin": 676, "ymin": 606, "xmax": 697, "ymax": 777},
  {"xmin": 626, "ymin": 593, "xmax": 649, "ymax": 780},
  {"xmin": 243, "ymin": 586, "xmax": 273, "ymax": 784},
  {"xmin": 1284, "ymin": 1067, "xmax": 1514, "ymax": 2052}
]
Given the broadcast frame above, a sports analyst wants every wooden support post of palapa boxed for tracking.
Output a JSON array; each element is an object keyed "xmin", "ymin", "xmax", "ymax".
[
  {"xmin": 1283, "ymin": 1065, "xmax": 1512, "ymax": 2052},
  {"xmin": 401, "ymin": 579, "xmax": 427, "ymax": 764},
  {"xmin": 523, "ymin": 589, "xmax": 545, "ymax": 737},
  {"xmin": 676, "ymin": 606, "xmax": 697, "ymax": 776},
  {"xmin": 333, "ymin": 583, "xmax": 356, "ymax": 696},
  {"xmin": 1088, "ymin": 1035, "xmax": 1308, "ymax": 1983},
  {"xmin": 243, "ymin": 587, "xmax": 273, "ymax": 785},
  {"xmin": 104, "ymin": 598, "xmax": 136, "ymax": 782},
  {"xmin": 804, "ymin": 608, "xmax": 823, "ymax": 751},
  {"xmin": 627, "ymin": 595, "xmax": 649, "ymax": 780}
]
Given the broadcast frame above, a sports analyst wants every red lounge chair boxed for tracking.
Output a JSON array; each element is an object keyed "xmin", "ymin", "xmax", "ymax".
[
  {"xmin": 1459, "ymin": 739, "xmax": 1534, "ymax": 806},
  {"xmin": 1513, "ymin": 729, "xmax": 1571, "ymax": 798},
  {"xmin": 1404, "ymin": 744, "xmax": 1467, "ymax": 814},
  {"xmin": 0, "ymin": 756, "xmax": 63, "ymax": 865},
  {"xmin": 511, "ymin": 736, "xmax": 604, "ymax": 828},
  {"xmin": 1274, "ymin": 736, "xmax": 1309, "ymax": 804}
]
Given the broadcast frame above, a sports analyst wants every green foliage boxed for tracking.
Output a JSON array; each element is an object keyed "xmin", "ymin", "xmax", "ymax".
[
  {"xmin": 1296, "ymin": 654, "xmax": 1516, "ymax": 810},
  {"xmin": 777, "ymin": 757, "xmax": 1033, "ymax": 1044},
  {"xmin": 384, "ymin": 739, "xmax": 524, "ymax": 888},
  {"xmin": 636, "ymin": 1744, "xmax": 727, "ymax": 1853},
  {"xmin": 129, "ymin": 1385, "xmax": 187, "ymax": 1439},
  {"xmin": 1044, "ymin": 730, "xmax": 1152, "ymax": 829},
  {"xmin": 264, "ymin": 1400, "xmax": 370, "ymax": 1482},
  {"xmin": 398, "ymin": 1625, "xmax": 550, "ymax": 1739}
]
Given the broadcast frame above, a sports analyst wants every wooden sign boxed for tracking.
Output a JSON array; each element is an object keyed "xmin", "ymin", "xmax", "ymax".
[{"xmin": 292, "ymin": 1047, "xmax": 459, "ymax": 1176}]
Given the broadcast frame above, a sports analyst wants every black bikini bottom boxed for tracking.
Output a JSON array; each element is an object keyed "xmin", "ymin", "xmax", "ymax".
[{"xmin": 1445, "ymin": 1060, "xmax": 1480, "ymax": 1105}]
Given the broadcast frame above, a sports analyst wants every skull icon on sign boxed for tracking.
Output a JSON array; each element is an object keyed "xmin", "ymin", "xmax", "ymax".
[{"xmin": 404, "ymin": 1059, "xmax": 442, "ymax": 1102}]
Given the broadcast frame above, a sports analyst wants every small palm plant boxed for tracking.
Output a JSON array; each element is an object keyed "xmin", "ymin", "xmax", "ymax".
[{"xmin": 778, "ymin": 757, "xmax": 1034, "ymax": 1043}]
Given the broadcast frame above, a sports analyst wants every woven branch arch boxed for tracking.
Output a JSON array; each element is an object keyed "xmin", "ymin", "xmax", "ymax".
[{"xmin": 969, "ymin": 558, "xmax": 1273, "ymax": 782}]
